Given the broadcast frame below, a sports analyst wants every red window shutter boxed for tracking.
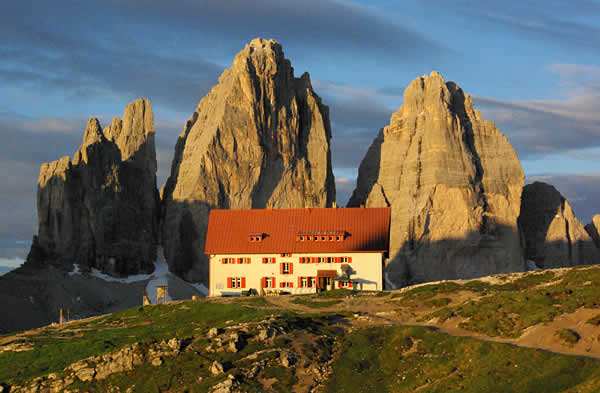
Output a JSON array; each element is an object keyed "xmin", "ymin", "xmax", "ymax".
[
  {"xmin": 271, "ymin": 258, "xmax": 276, "ymax": 264},
  {"xmin": 241, "ymin": 277, "xmax": 246, "ymax": 288},
  {"xmin": 290, "ymin": 282, "xmax": 294, "ymax": 288},
  {"xmin": 280, "ymin": 263, "xmax": 284, "ymax": 274},
  {"xmin": 338, "ymin": 281, "xmax": 342, "ymax": 288},
  {"xmin": 311, "ymin": 257, "xmax": 317, "ymax": 263},
  {"xmin": 261, "ymin": 277, "xmax": 266, "ymax": 288},
  {"xmin": 289, "ymin": 263, "xmax": 293, "ymax": 274},
  {"xmin": 298, "ymin": 276, "xmax": 302, "ymax": 287},
  {"xmin": 335, "ymin": 257, "xmax": 341, "ymax": 263},
  {"xmin": 227, "ymin": 277, "xmax": 232, "ymax": 288},
  {"xmin": 273, "ymin": 277, "xmax": 276, "ymax": 288},
  {"xmin": 348, "ymin": 257, "xmax": 352, "ymax": 263}
]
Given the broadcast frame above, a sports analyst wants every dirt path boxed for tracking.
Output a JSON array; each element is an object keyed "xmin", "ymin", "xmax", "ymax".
[{"xmin": 265, "ymin": 294, "xmax": 600, "ymax": 361}]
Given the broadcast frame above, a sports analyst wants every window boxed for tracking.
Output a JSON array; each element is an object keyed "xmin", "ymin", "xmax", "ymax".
[
  {"xmin": 221, "ymin": 257, "xmax": 235, "ymax": 264},
  {"xmin": 336, "ymin": 235, "xmax": 344, "ymax": 241},
  {"xmin": 262, "ymin": 257, "xmax": 276, "ymax": 264},
  {"xmin": 340, "ymin": 256, "xmax": 352, "ymax": 263},
  {"xmin": 298, "ymin": 276, "xmax": 315, "ymax": 288},
  {"xmin": 299, "ymin": 277, "xmax": 308, "ymax": 288},
  {"xmin": 326, "ymin": 257, "xmax": 333, "ymax": 263},
  {"xmin": 279, "ymin": 281, "xmax": 294, "ymax": 288},
  {"xmin": 281, "ymin": 253, "xmax": 292, "ymax": 257},
  {"xmin": 248, "ymin": 233, "xmax": 263, "ymax": 242},
  {"xmin": 299, "ymin": 257, "xmax": 308, "ymax": 264},
  {"xmin": 227, "ymin": 277, "xmax": 246, "ymax": 289},
  {"xmin": 262, "ymin": 277, "xmax": 276, "ymax": 288},
  {"xmin": 318, "ymin": 257, "xmax": 324, "ymax": 263},
  {"xmin": 338, "ymin": 280, "xmax": 352, "ymax": 289},
  {"xmin": 280, "ymin": 262, "xmax": 293, "ymax": 275}
]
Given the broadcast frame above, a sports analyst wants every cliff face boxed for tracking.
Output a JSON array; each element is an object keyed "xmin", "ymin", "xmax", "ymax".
[
  {"xmin": 162, "ymin": 38, "xmax": 335, "ymax": 282},
  {"xmin": 33, "ymin": 98, "xmax": 159, "ymax": 275},
  {"xmin": 585, "ymin": 215, "xmax": 600, "ymax": 249},
  {"xmin": 348, "ymin": 72, "xmax": 525, "ymax": 287},
  {"xmin": 519, "ymin": 182, "xmax": 600, "ymax": 268}
]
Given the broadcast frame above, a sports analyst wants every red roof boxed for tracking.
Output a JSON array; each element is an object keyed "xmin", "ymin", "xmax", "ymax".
[{"xmin": 204, "ymin": 207, "xmax": 390, "ymax": 255}]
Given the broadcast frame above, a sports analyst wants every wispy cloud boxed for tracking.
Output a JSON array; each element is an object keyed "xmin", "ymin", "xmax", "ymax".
[
  {"xmin": 527, "ymin": 173, "xmax": 600, "ymax": 223},
  {"xmin": 476, "ymin": 63, "xmax": 600, "ymax": 159}
]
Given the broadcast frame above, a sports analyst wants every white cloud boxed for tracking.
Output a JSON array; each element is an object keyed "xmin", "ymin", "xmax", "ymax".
[{"xmin": 0, "ymin": 257, "xmax": 24, "ymax": 268}]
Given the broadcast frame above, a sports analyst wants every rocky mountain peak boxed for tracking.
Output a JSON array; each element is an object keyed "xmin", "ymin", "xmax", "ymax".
[
  {"xmin": 586, "ymin": 215, "xmax": 600, "ymax": 248},
  {"xmin": 349, "ymin": 72, "xmax": 524, "ymax": 287},
  {"xmin": 30, "ymin": 98, "xmax": 160, "ymax": 276},
  {"xmin": 519, "ymin": 182, "xmax": 600, "ymax": 267},
  {"xmin": 161, "ymin": 38, "xmax": 335, "ymax": 282}
]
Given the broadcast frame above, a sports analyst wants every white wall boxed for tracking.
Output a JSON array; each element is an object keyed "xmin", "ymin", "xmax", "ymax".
[{"xmin": 208, "ymin": 252, "xmax": 383, "ymax": 296}]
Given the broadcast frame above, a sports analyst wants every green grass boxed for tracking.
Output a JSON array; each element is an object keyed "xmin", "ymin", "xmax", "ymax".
[
  {"xmin": 291, "ymin": 296, "xmax": 342, "ymax": 309},
  {"xmin": 587, "ymin": 314, "xmax": 600, "ymax": 326},
  {"xmin": 327, "ymin": 325, "xmax": 600, "ymax": 393},
  {"xmin": 425, "ymin": 268, "xmax": 600, "ymax": 337},
  {"xmin": 0, "ymin": 300, "xmax": 274, "ymax": 384},
  {"xmin": 557, "ymin": 329, "xmax": 581, "ymax": 346}
]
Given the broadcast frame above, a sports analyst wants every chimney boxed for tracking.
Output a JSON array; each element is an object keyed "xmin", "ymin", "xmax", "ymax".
[{"xmin": 332, "ymin": 201, "xmax": 337, "ymax": 208}]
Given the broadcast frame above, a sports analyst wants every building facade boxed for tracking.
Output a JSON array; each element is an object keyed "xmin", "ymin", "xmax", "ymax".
[{"xmin": 204, "ymin": 207, "xmax": 390, "ymax": 296}]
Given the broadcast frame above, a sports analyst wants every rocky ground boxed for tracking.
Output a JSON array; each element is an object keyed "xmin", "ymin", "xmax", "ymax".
[{"xmin": 4, "ymin": 266, "xmax": 600, "ymax": 392}]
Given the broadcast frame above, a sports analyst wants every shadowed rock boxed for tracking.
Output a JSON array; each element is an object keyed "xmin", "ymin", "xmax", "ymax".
[
  {"xmin": 348, "ymin": 72, "xmax": 525, "ymax": 287},
  {"xmin": 519, "ymin": 182, "xmax": 600, "ymax": 268},
  {"xmin": 32, "ymin": 98, "xmax": 159, "ymax": 275},
  {"xmin": 161, "ymin": 38, "xmax": 335, "ymax": 282},
  {"xmin": 585, "ymin": 215, "xmax": 600, "ymax": 249}
]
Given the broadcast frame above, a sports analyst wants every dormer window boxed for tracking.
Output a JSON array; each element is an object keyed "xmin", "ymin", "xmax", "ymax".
[
  {"xmin": 248, "ymin": 233, "xmax": 264, "ymax": 242},
  {"xmin": 296, "ymin": 231, "xmax": 346, "ymax": 242}
]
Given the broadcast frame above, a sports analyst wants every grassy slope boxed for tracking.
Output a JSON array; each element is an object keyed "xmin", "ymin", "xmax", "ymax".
[
  {"xmin": 5, "ymin": 267, "xmax": 600, "ymax": 391},
  {"xmin": 0, "ymin": 298, "xmax": 273, "ymax": 384},
  {"xmin": 328, "ymin": 325, "xmax": 600, "ymax": 393},
  {"xmin": 396, "ymin": 268, "xmax": 600, "ymax": 338}
]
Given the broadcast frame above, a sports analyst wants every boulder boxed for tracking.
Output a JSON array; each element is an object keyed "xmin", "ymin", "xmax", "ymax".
[
  {"xmin": 519, "ymin": 182, "xmax": 600, "ymax": 267},
  {"xmin": 210, "ymin": 360, "xmax": 225, "ymax": 376},
  {"xmin": 348, "ymin": 72, "xmax": 525, "ymax": 286},
  {"xmin": 161, "ymin": 38, "xmax": 336, "ymax": 282}
]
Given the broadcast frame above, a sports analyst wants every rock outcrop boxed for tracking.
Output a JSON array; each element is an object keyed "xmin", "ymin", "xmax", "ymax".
[
  {"xmin": 519, "ymin": 182, "xmax": 600, "ymax": 268},
  {"xmin": 31, "ymin": 98, "xmax": 159, "ymax": 275},
  {"xmin": 348, "ymin": 72, "xmax": 525, "ymax": 286},
  {"xmin": 585, "ymin": 215, "xmax": 600, "ymax": 248},
  {"xmin": 162, "ymin": 38, "xmax": 335, "ymax": 282}
]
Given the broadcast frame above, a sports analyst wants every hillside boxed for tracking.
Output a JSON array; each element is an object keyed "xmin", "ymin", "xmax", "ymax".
[{"xmin": 4, "ymin": 266, "xmax": 600, "ymax": 392}]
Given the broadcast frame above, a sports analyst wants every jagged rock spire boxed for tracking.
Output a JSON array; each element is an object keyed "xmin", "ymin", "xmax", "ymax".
[
  {"xmin": 33, "ymin": 98, "xmax": 160, "ymax": 276},
  {"xmin": 161, "ymin": 38, "xmax": 336, "ymax": 282},
  {"xmin": 520, "ymin": 182, "xmax": 600, "ymax": 267},
  {"xmin": 348, "ymin": 71, "xmax": 525, "ymax": 286}
]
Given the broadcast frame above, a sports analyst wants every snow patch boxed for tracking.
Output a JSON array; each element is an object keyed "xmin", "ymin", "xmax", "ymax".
[
  {"xmin": 191, "ymin": 282, "xmax": 208, "ymax": 296},
  {"xmin": 66, "ymin": 248, "xmax": 207, "ymax": 304},
  {"xmin": 384, "ymin": 272, "xmax": 397, "ymax": 290},
  {"xmin": 526, "ymin": 260, "xmax": 541, "ymax": 271},
  {"xmin": 68, "ymin": 264, "xmax": 81, "ymax": 276},
  {"xmin": 90, "ymin": 267, "xmax": 154, "ymax": 283}
]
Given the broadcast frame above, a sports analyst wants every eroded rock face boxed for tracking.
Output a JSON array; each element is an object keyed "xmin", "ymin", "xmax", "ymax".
[
  {"xmin": 519, "ymin": 182, "xmax": 600, "ymax": 268},
  {"xmin": 162, "ymin": 38, "xmax": 335, "ymax": 282},
  {"xmin": 32, "ymin": 98, "xmax": 159, "ymax": 275},
  {"xmin": 585, "ymin": 215, "xmax": 600, "ymax": 249},
  {"xmin": 348, "ymin": 72, "xmax": 525, "ymax": 287}
]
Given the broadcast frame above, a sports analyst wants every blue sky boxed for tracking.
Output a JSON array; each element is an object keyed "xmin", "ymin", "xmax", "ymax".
[{"xmin": 1, "ymin": 0, "xmax": 600, "ymax": 270}]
